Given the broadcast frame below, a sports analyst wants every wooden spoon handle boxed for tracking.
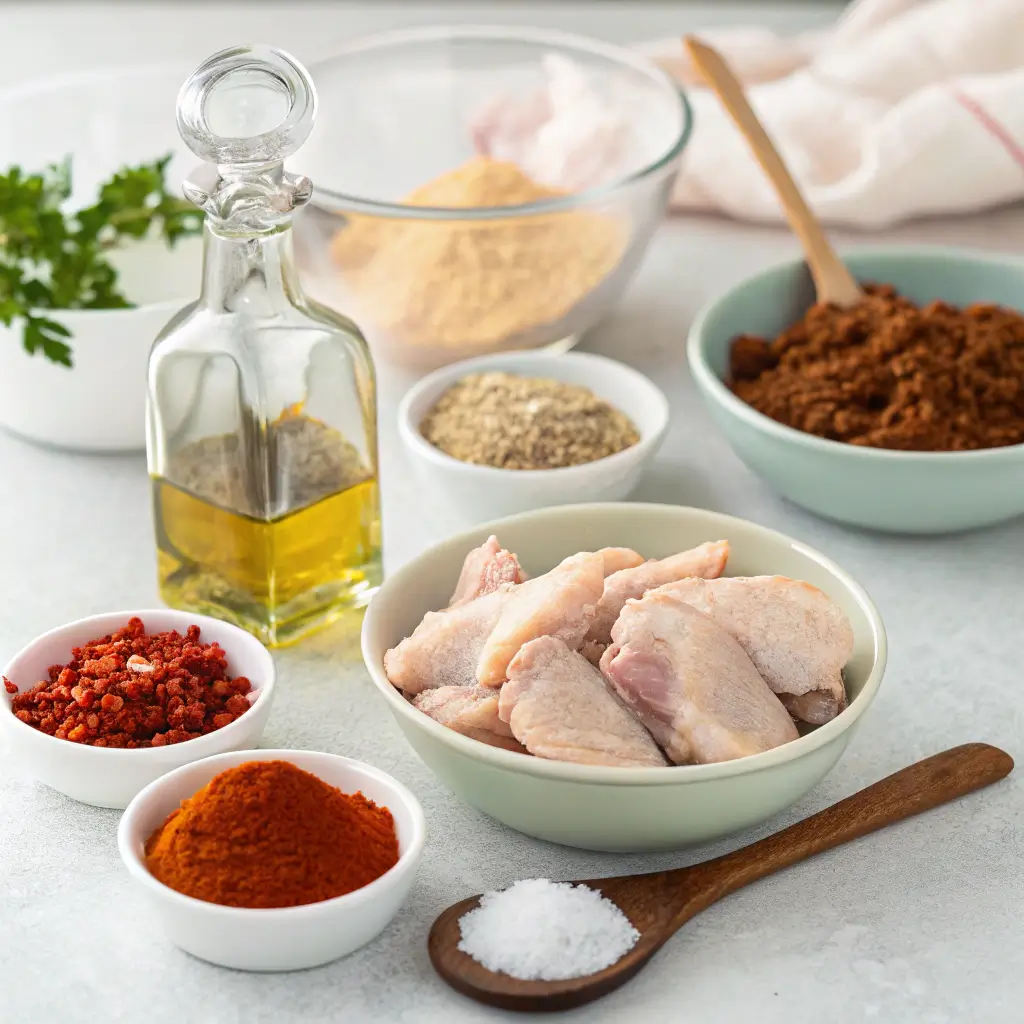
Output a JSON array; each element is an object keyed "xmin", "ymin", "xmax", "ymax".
[
  {"xmin": 683, "ymin": 36, "xmax": 862, "ymax": 307},
  {"xmin": 678, "ymin": 744, "xmax": 1013, "ymax": 918}
]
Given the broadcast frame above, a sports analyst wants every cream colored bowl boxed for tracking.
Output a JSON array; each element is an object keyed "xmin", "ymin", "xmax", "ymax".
[
  {"xmin": 398, "ymin": 350, "xmax": 669, "ymax": 527},
  {"xmin": 361, "ymin": 503, "xmax": 886, "ymax": 852}
]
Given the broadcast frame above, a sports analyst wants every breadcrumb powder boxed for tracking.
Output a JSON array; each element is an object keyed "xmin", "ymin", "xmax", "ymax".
[
  {"xmin": 457, "ymin": 878, "xmax": 639, "ymax": 981},
  {"xmin": 420, "ymin": 371, "xmax": 640, "ymax": 469},
  {"xmin": 330, "ymin": 157, "xmax": 626, "ymax": 354}
]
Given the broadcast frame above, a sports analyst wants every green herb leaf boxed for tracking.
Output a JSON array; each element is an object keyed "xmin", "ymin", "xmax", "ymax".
[
  {"xmin": 0, "ymin": 153, "xmax": 204, "ymax": 367},
  {"xmin": 23, "ymin": 314, "xmax": 73, "ymax": 367}
]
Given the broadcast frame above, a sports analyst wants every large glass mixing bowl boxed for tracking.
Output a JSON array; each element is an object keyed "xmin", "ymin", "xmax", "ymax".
[{"xmin": 293, "ymin": 26, "xmax": 692, "ymax": 371}]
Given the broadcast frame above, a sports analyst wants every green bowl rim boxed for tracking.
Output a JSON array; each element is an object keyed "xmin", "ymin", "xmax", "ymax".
[
  {"xmin": 687, "ymin": 244, "xmax": 1024, "ymax": 463},
  {"xmin": 361, "ymin": 502, "xmax": 888, "ymax": 787},
  {"xmin": 307, "ymin": 24, "xmax": 694, "ymax": 220}
]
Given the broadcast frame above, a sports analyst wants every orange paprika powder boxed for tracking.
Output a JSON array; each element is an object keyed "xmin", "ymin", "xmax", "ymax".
[{"xmin": 144, "ymin": 760, "xmax": 400, "ymax": 908}]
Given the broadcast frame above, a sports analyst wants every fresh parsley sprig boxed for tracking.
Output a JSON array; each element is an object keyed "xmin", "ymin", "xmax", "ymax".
[{"xmin": 0, "ymin": 154, "xmax": 204, "ymax": 367}]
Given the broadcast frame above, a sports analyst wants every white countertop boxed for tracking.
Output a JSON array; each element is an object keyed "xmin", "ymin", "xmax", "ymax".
[{"xmin": 2, "ymin": 4, "xmax": 1023, "ymax": 1023}]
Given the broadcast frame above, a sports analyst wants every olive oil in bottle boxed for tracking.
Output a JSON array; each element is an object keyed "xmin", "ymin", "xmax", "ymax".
[
  {"xmin": 147, "ymin": 46, "xmax": 382, "ymax": 646},
  {"xmin": 154, "ymin": 410, "xmax": 381, "ymax": 646}
]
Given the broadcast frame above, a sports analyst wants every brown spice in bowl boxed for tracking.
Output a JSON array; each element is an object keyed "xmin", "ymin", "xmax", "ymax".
[{"xmin": 728, "ymin": 284, "xmax": 1024, "ymax": 451}]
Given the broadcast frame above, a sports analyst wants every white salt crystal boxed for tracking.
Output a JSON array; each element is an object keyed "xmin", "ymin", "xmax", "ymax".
[{"xmin": 456, "ymin": 878, "xmax": 640, "ymax": 981}]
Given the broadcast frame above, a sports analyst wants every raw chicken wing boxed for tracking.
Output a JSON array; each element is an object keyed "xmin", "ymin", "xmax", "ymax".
[
  {"xmin": 601, "ymin": 593, "xmax": 798, "ymax": 764},
  {"xmin": 413, "ymin": 685, "xmax": 527, "ymax": 753},
  {"xmin": 583, "ymin": 540, "xmax": 730, "ymax": 658},
  {"xmin": 385, "ymin": 587, "xmax": 509, "ymax": 696},
  {"xmin": 476, "ymin": 551, "xmax": 604, "ymax": 686},
  {"xmin": 448, "ymin": 535, "xmax": 525, "ymax": 606},
  {"xmin": 659, "ymin": 576, "xmax": 854, "ymax": 725},
  {"xmin": 597, "ymin": 547, "xmax": 644, "ymax": 575},
  {"xmin": 500, "ymin": 637, "xmax": 667, "ymax": 766}
]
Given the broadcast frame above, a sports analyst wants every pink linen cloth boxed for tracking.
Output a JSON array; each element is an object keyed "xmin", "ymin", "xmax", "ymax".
[{"xmin": 639, "ymin": 0, "xmax": 1024, "ymax": 227}]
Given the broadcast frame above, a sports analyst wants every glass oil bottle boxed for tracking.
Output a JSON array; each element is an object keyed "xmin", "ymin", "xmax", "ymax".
[{"xmin": 147, "ymin": 46, "xmax": 382, "ymax": 647}]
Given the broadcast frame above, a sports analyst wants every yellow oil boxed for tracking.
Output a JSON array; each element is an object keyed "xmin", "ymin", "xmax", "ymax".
[{"xmin": 154, "ymin": 476, "xmax": 382, "ymax": 648}]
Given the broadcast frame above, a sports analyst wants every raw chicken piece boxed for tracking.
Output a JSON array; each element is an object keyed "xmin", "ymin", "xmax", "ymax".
[
  {"xmin": 597, "ymin": 547, "xmax": 644, "ymax": 576},
  {"xmin": 601, "ymin": 594, "xmax": 798, "ymax": 765},
  {"xmin": 413, "ymin": 685, "xmax": 527, "ymax": 753},
  {"xmin": 583, "ymin": 540, "xmax": 730, "ymax": 658},
  {"xmin": 470, "ymin": 53, "xmax": 632, "ymax": 192},
  {"xmin": 448, "ymin": 535, "xmax": 525, "ymax": 606},
  {"xmin": 476, "ymin": 551, "xmax": 605, "ymax": 687},
  {"xmin": 500, "ymin": 637, "xmax": 667, "ymax": 767},
  {"xmin": 385, "ymin": 587, "xmax": 510, "ymax": 696},
  {"xmin": 658, "ymin": 576, "xmax": 854, "ymax": 725}
]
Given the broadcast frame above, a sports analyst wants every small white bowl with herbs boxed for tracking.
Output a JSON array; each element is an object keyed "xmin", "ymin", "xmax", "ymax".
[
  {"xmin": 0, "ymin": 66, "xmax": 203, "ymax": 453},
  {"xmin": 398, "ymin": 351, "xmax": 669, "ymax": 522}
]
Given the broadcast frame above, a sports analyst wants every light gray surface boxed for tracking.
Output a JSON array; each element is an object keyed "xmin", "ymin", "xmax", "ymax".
[
  {"xmin": 2, "ymin": 3, "xmax": 1023, "ymax": 1023},
  {"xmin": 3, "ymin": 208, "xmax": 1023, "ymax": 1024}
]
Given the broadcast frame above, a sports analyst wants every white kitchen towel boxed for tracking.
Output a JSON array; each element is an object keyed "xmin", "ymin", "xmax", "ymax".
[{"xmin": 639, "ymin": 0, "xmax": 1024, "ymax": 227}]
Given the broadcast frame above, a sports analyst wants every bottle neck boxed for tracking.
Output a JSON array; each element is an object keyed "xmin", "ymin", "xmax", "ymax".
[{"xmin": 199, "ymin": 220, "xmax": 302, "ymax": 315}]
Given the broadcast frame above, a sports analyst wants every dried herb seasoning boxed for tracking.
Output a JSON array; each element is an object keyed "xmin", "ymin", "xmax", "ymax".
[
  {"xmin": 420, "ymin": 371, "xmax": 640, "ymax": 470},
  {"xmin": 167, "ymin": 409, "xmax": 371, "ymax": 519}
]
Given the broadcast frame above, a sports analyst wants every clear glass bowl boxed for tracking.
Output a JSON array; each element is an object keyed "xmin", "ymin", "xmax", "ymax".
[{"xmin": 293, "ymin": 26, "xmax": 692, "ymax": 371}]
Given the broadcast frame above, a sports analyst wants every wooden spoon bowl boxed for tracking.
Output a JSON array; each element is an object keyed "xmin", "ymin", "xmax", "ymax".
[{"xmin": 428, "ymin": 744, "xmax": 1013, "ymax": 1012}]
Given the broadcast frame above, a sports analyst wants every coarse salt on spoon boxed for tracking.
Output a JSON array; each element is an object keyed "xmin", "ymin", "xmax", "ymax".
[
  {"xmin": 428, "ymin": 743, "xmax": 1012, "ymax": 1012},
  {"xmin": 684, "ymin": 36, "xmax": 863, "ymax": 309}
]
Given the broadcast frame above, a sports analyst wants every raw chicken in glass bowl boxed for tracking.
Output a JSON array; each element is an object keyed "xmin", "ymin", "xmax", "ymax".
[{"xmin": 293, "ymin": 26, "xmax": 692, "ymax": 371}]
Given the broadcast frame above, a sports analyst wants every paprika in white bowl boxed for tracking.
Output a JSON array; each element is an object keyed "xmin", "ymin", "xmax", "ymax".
[{"xmin": 118, "ymin": 749, "xmax": 426, "ymax": 971}]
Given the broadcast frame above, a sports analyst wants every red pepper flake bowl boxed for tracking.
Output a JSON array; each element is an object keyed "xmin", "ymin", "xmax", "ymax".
[{"xmin": 0, "ymin": 610, "xmax": 276, "ymax": 808}]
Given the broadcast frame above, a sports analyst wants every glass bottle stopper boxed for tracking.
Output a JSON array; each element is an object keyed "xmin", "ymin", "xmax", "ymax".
[{"xmin": 176, "ymin": 45, "xmax": 317, "ymax": 230}]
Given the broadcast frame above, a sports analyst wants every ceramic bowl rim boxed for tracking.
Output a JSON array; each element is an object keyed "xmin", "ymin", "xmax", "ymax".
[
  {"xmin": 1, "ymin": 300, "xmax": 193, "ymax": 322},
  {"xmin": 0, "ymin": 60, "xmax": 193, "ymax": 104},
  {"xmin": 307, "ymin": 23, "xmax": 693, "ymax": 218},
  {"xmin": 397, "ymin": 350, "xmax": 671, "ymax": 480},
  {"xmin": 117, "ymin": 748, "xmax": 427, "ymax": 918},
  {"xmin": 0, "ymin": 609, "xmax": 276, "ymax": 758},
  {"xmin": 361, "ymin": 502, "xmax": 888, "ymax": 786},
  {"xmin": 687, "ymin": 244, "xmax": 1024, "ymax": 463}
]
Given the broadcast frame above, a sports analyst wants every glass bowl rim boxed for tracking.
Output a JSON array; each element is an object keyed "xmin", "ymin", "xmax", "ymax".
[{"xmin": 304, "ymin": 23, "xmax": 693, "ymax": 220}]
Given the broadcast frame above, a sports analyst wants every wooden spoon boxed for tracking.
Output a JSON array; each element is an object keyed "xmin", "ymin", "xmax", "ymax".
[
  {"xmin": 429, "ymin": 743, "xmax": 1012, "ymax": 1013},
  {"xmin": 683, "ymin": 36, "xmax": 863, "ymax": 308}
]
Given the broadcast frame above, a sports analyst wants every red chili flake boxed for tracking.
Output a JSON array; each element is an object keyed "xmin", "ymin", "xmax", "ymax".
[{"xmin": 4, "ymin": 617, "xmax": 254, "ymax": 749}]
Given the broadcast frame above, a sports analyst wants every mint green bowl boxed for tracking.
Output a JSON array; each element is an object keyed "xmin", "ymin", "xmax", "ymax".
[
  {"xmin": 688, "ymin": 247, "xmax": 1024, "ymax": 534},
  {"xmin": 362, "ymin": 503, "xmax": 886, "ymax": 853}
]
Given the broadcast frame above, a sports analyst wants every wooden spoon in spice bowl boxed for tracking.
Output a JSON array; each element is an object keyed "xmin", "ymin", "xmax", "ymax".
[
  {"xmin": 684, "ymin": 36, "xmax": 863, "ymax": 308},
  {"xmin": 428, "ymin": 743, "xmax": 1012, "ymax": 1012}
]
